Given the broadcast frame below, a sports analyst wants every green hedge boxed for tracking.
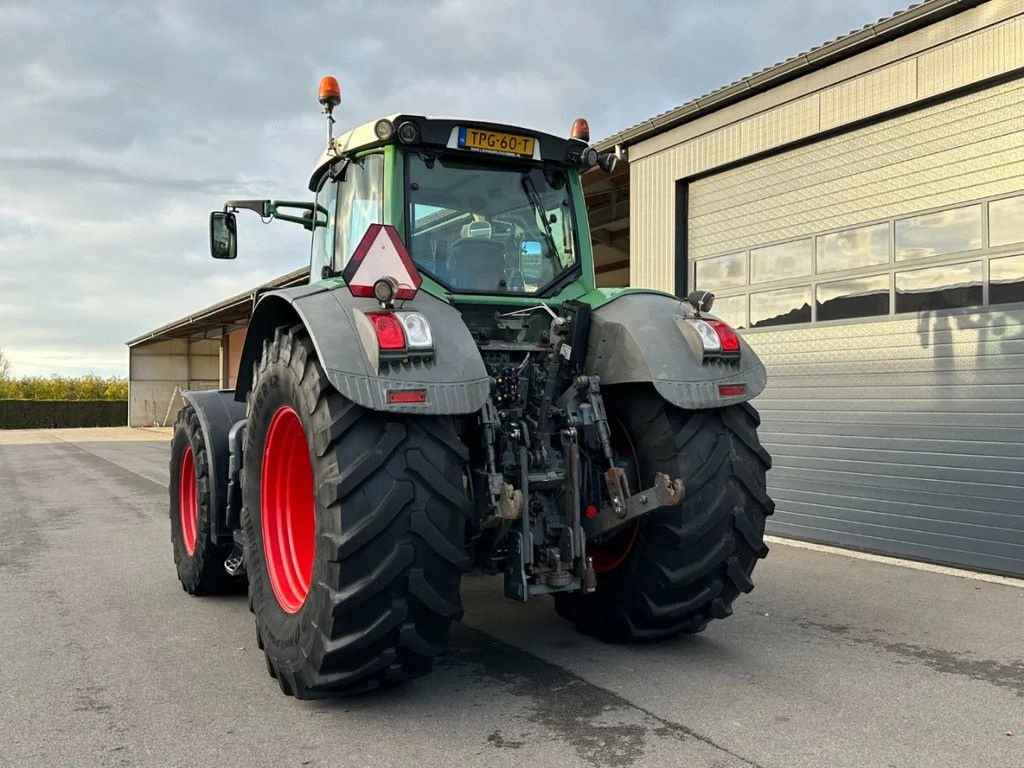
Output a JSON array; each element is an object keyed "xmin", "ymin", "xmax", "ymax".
[{"xmin": 0, "ymin": 400, "xmax": 128, "ymax": 429}]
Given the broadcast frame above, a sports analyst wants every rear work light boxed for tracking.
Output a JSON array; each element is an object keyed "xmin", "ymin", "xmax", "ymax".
[
  {"xmin": 397, "ymin": 311, "xmax": 433, "ymax": 349},
  {"xmin": 685, "ymin": 318, "xmax": 741, "ymax": 358}
]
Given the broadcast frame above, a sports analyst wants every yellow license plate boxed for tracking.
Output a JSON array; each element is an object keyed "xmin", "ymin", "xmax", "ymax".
[{"xmin": 457, "ymin": 127, "xmax": 535, "ymax": 158}]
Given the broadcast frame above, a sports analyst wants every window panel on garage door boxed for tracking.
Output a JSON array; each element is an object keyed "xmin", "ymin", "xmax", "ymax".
[
  {"xmin": 750, "ymin": 239, "xmax": 813, "ymax": 284},
  {"xmin": 710, "ymin": 294, "xmax": 748, "ymax": 329},
  {"xmin": 694, "ymin": 252, "xmax": 746, "ymax": 290},
  {"xmin": 816, "ymin": 274, "xmax": 891, "ymax": 321},
  {"xmin": 894, "ymin": 261, "xmax": 983, "ymax": 313},
  {"xmin": 990, "ymin": 194, "xmax": 1024, "ymax": 247},
  {"xmin": 990, "ymin": 254, "xmax": 1024, "ymax": 305},
  {"xmin": 750, "ymin": 286, "xmax": 811, "ymax": 327},
  {"xmin": 816, "ymin": 223, "xmax": 889, "ymax": 273},
  {"xmin": 895, "ymin": 204, "xmax": 982, "ymax": 261}
]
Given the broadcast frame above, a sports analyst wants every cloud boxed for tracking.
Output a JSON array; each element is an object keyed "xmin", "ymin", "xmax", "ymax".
[{"xmin": 0, "ymin": 0, "xmax": 902, "ymax": 376}]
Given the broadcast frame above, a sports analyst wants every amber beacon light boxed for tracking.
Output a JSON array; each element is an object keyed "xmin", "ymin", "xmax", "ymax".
[
  {"xmin": 318, "ymin": 76, "xmax": 341, "ymax": 108},
  {"xmin": 318, "ymin": 76, "xmax": 342, "ymax": 147},
  {"xmin": 570, "ymin": 117, "xmax": 590, "ymax": 143}
]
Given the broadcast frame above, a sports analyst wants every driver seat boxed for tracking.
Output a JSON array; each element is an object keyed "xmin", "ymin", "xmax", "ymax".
[{"xmin": 446, "ymin": 238, "xmax": 506, "ymax": 291}]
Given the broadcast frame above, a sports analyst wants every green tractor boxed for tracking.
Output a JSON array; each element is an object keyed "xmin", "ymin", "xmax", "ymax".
[{"xmin": 169, "ymin": 76, "xmax": 773, "ymax": 698}]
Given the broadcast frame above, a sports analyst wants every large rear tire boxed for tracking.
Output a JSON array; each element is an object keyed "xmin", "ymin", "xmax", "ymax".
[
  {"xmin": 169, "ymin": 405, "xmax": 240, "ymax": 594},
  {"xmin": 243, "ymin": 326, "xmax": 470, "ymax": 698},
  {"xmin": 555, "ymin": 386, "xmax": 774, "ymax": 641}
]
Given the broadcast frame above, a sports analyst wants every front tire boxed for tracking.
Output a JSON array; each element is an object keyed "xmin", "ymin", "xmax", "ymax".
[
  {"xmin": 555, "ymin": 386, "xmax": 774, "ymax": 641},
  {"xmin": 243, "ymin": 326, "xmax": 470, "ymax": 697},
  {"xmin": 169, "ymin": 405, "xmax": 239, "ymax": 594}
]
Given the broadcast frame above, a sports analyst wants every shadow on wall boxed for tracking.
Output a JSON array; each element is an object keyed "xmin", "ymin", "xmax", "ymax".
[{"xmin": 916, "ymin": 307, "xmax": 1016, "ymax": 364}]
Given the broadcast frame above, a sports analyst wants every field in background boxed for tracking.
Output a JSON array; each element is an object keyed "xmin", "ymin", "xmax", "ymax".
[{"xmin": 0, "ymin": 374, "xmax": 128, "ymax": 400}]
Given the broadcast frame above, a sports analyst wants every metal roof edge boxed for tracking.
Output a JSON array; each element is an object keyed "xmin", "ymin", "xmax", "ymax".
[
  {"xmin": 595, "ymin": 0, "xmax": 985, "ymax": 151},
  {"xmin": 125, "ymin": 266, "xmax": 310, "ymax": 347}
]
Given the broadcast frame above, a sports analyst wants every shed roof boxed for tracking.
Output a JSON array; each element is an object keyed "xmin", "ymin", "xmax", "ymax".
[{"xmin": 126, "ymin": 267, "xmax": 309, "ymax": 347}]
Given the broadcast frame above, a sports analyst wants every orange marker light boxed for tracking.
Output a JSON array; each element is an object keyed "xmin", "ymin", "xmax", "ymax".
[
  {"xmin": 570, "ymin": 117, "xmax": 590, "ymax": 143},
  {"xmin": 318, "ymin": 76, "xmax": 341, "ymax": 108}
]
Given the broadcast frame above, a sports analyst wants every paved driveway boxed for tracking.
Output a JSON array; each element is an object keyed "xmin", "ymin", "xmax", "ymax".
[{"xmin": 1, "ymin": 429, "xmax": 1021, "ymax": 768}]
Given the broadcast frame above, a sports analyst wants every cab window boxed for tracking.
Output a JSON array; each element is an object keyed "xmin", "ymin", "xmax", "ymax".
[
  {"xmin": 310, "ymin": 177, "xmax": 338, "ymax": 279},
  {"xmin": 336, "ymin": 154, "xmax": 384, "ymax": 268},
  {"xmin": 406, "ymin": 154, "xmax": 579, "ymax": 294}
]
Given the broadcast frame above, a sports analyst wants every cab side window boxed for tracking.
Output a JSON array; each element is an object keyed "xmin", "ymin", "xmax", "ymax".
[
  {"xmin": 336, "ymin": 153, "xmax": 384, "ymax": 268},
  {"xmin": 311, "ymin": 177, "xmax": 338, "ymax": 280}
]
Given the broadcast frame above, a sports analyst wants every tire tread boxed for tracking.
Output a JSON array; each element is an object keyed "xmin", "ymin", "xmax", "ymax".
[
  {"xmin": 243, "ymin": 326, "xmax": 468, "ymax": 698},
  {"xmin": 555, "ymin": 385, "xmax": 772, "ymax": 643}
]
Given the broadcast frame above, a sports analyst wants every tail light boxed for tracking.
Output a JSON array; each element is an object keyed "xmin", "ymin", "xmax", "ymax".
[
  {"xmin": 366, "ymin": 312, "xmax": 406, "ymax": 350},
  {"xmin": 704, "ymin": 320, "xmax": 739, "ymax": 353},
  {"xmin": 684, "ymin": 318, "xmax": 741, "ymax": 359},
  {"xmin": 363, "ymin": 311, "xmax": 434, "ymax": 355}
]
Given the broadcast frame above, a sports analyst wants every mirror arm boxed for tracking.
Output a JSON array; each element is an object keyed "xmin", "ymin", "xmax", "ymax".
[
  {"xmin": 267, "ymin": 201, "xmax": 318, "ymax": 231},
  {"xmin": 223, "ymin": 200, "xmax": 317, "ymax": 228},
  {"xmin": 267, "ymin": 200, "xmax": 316, "ymax": 216},
  {"xmin": 272, "ymin": 212, "xmax": 315, "ymax": 229},
  {"xmin": 224, "ymin": 199, "xmax": 271, "ymax": 217}
]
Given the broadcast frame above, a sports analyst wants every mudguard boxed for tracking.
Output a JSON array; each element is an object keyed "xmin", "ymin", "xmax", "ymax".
[
  {"xmin": 234, "ymin": 282, "xmax": 490, "ymax": 415},
  {"xmin": 584, "ymin": 292, "xmax": 766, "ymax": 409},
  {"xmin": 181, "ymin": 389, "xmax": 247, "ymax": 545}
]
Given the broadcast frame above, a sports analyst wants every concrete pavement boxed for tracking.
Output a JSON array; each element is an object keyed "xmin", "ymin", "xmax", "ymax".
[{"xmin": 0, "ymin": 429, "xmax": 1020, "ymax": 768}]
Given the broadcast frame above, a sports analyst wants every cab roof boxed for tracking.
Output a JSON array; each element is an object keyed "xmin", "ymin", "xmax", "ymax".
[{"xmin": 309, "ymin": 115, "xmax": 577, "ymax": 191}]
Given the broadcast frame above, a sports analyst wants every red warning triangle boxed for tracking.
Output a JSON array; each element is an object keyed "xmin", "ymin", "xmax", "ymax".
[{"xmin": 342, "ymin": 224, "xmax": 422, "ymax": 299}]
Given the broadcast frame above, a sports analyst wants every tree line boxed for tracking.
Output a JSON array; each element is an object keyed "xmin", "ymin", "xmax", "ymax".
[{"xmin": 0, "ymin": 350, "xmax": 128, "ymax": 401}]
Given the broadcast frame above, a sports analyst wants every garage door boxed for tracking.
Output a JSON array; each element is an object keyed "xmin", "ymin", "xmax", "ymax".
[{"xmin": 687, "ymin": 77, "xmax": 1024, "ymax": 576}]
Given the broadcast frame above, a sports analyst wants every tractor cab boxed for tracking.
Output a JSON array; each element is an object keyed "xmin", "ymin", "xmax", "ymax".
[
  {"xmin": 304, "ymin": 112, "xmax": 614, "ymax": 304},
  {"xmin": 210, "ymin": 76, "xmax": 616, "ymax": 309}
]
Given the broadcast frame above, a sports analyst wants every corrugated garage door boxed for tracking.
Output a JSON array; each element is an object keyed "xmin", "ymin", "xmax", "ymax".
[{"xmin": 687, "ymin": 78, "xmax": 1024, "ymax": 576}]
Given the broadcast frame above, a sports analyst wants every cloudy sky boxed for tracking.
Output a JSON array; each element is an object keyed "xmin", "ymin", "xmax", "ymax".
[{"xmin": 0, "ymin": 0, "xmax": 902, "ymax": 377}]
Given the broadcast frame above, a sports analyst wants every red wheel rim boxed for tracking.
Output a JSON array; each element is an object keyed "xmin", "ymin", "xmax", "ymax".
[
  {"xmin": 179, "ymin": 445, "xmax": 198, "ymax": 555},
  {"xmin": 590, "ymin": 519, "xmax": 640, "ymax": 574},
  {"xmin": 261, "ymin": 406, "xmax": 316, "ymax": 613},
  {"xmin": 589, "ymin": 416, "xmax": 641, "ymax": 574}
]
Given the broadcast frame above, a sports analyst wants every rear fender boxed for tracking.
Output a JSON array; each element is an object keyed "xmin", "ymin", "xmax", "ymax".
[
  {"xmin": 235, "ymin": 284, "xmax": 489, "ymax": 415},
  {"xmin": 584, "ymin": 292, "xmax": 766, "ymax": 409},
  {"xmin": 181, "ymin": 389, "xmax": 247, "ymax": 545}
]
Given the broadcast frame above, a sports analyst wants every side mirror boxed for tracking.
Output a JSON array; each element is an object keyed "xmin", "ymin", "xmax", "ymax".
[{"xmin": 209, "ymin": 211, "xmax": 237, "ymax": 260}]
